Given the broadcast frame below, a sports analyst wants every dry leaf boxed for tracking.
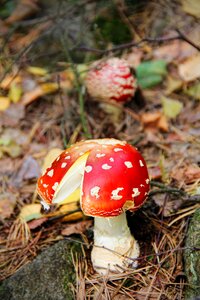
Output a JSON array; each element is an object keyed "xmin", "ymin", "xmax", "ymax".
[
  {"xmin": 12, "ymin": 156, "xmax": 40, "ymax": 187},
  {"xmin": 19, "ymin": 203, "xmax": 42, "ymax": 222},
  {"xmin": 8, "ymin": 82, "xmax": 22, "ymax": 103},
  {"xmin": 141, "ymin": 111, "xmax": 168, "ymax": 132},
  {"xmin": 28, "ymin": 217, "xmax": 48, "ymax": 229},
  {"xmin": 162, "ymin": 96, "xmax": 183, "ymax": 119},
  {"xmin": 62, "ymin": 211, "xmax": 84, "ymax": 222},
  {"xmin": 61, "ymin": 220, "xmax": 92, "ymax": 236},
  {"xmin": 178, "ymin": 54, "xmax": 200, "ymax": 82},
  {"xmin": 0, "ymin": 194, "xmax": 17, "ymax": 220},
  {"xmin": 182, "ymin": 0, "xmax": 200, "ymax": 18},
  {"xmin": 5, "ymin": 0, "xmax": 39, "ymax": 24},
  {"xmin": 0, "ymin": 97, "xmax": 10, "ymax": 111},
  {"xmin": 21, "ymin": 82, "xmax": 58, "ymax": 106},
  {"xmin": 165, "ymin": 76, "xmax": 183, "ymax": 95},
  {"xmin": 0, "ymin": 75, "xmax": 22, "ymax": 90},
  {"xmin": 27, "ymin": 66, "xmax": 48, "ymax": 76},
  {"xmin": 148, "ymin": 166, "xmax": 162, "ymax": 180},
  {"xmin": 171, "ymin": 164, "xmax": 200, "ymax": 184}
]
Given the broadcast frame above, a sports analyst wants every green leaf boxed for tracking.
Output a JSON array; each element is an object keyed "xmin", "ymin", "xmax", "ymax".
[
  {"xmin": 184, "ymin": 83, "xmax": 200, "ymax": 100},
  {"xmin": 162, "ymin": 96, "xmax": 183, "ymax": 119},
  {"xmin": 136, "ymin": 60, "xmax": 167, "ymax": 78},
  {"xmin": 137, "ymin": 74, "xmax": 163, "ymax": 89}
]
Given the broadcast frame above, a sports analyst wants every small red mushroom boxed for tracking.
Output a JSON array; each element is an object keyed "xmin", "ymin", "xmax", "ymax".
[
  {"xmin": 85, "ymin": 58, "xmax": 137, "ymax": 121},
  {"xmin": 37, "ymin": 139, "xmax": 149, "ymax": 274}
]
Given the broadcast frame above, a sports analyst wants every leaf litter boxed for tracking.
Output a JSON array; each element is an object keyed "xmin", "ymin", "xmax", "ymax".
[{"xmin": 0, "ymin": 2, "xmax": 200, "ymax": 299}]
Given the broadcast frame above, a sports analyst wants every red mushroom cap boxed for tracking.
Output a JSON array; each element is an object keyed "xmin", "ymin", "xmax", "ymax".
[
  {"xmin": 85, "ymin": 58, "xmax": 137, "ymax": 103},
  {"xmin": 37, "ymin": 139, "xmax": 149, "ymax": 215}
]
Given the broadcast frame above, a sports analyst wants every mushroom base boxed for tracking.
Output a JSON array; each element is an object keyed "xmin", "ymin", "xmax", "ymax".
[{"xmin": 91, "ymin": 213, "xmax": 139, "ymax": 275}]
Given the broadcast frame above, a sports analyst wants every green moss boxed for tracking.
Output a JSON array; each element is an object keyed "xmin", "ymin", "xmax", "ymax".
[{"xmin": 184, "ymin": 208, "xmax": 200, "ymax": 299}]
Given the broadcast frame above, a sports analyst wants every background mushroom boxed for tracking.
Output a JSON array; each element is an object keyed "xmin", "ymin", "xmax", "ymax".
[
  {"xmin": 85, "ymin": 58, "xmax": 137, "ymax": 122},
  {"xmin": 37, "ymin": 138, "xmax": 149, "ymax": 274}
]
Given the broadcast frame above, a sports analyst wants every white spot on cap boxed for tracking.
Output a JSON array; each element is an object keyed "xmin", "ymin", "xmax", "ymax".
[
  {"xmin": 96, "ymin": 153, "xmax": 106, "ymax": 158},
  {"xmin": 61, "ymin": 162, "xmax": 67, "ymax": 168},
  {"xmin": 111, "ymin": 187, "xmax": 124, "ymax": 200},
  {"xmin": 102, "ymin": 164, "xmax": 112, "ymax": 170},
  {"xmin": 65, "ymin": 155, "xmax": 71, "ymax": 160},
  {"xmin": 85, "ymin": 165, "xmax": 92, "ymax": 173},
  {"xmin": 139, "ymin": 160, "xmax": 144, "ymax": 167},
  {"xmin": 41, "ymin": 200, "xmax": 50, "ymax": 210},
  {"xmin": 52, "ymin": 182, "xmax": 59, "ymax": 191},
  {"xmin": 47, "ymin": 169, "xmax": 54, "ymax": 177},
  {"xmin": 132, "ymin": 188, "xmax": 140, "ymax": 197},
  {"xmin": 56, "ymin": 156, "xmax": 60, "ymax": 161},
  {"xmin": 146, "ymin": 178, "xmax": 150, "ymax": 184},
  {"xmin": 114, "ymin": 147, "xmax": 123, "ymax": 152},
  {"xmin": 90, "ymin": 186, "xmax": 100, "ymax": 199},
  {"xmin": 124, "ymin": 161, "xmax": 133, "ymax": 168},
  {"xmin": 140, "ymin": 184, "xmax": 144, "ymax": 187},
  {"xmin": 43, "ymin": 184, "xmax": 48, "ymax": 188}
]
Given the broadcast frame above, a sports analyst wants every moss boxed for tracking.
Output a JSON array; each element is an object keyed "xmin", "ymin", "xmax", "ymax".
[
  {"xmin": 184, "ymin": 208, "xmax": 200, "ymax": 299},
  {"xmin": 0, "ymin": 240, "xmax": 82, "ymax": 300}
]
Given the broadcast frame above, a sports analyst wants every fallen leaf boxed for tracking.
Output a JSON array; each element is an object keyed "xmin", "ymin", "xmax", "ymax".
[
  {"xmin": 0, "ymin": 97, "xmax": 10, "ymax": 111},
  {"xmin": 136, "ymin": 60, "xmax": 167, "ymax": 88},
  {"xmin": 21, "ymin": 82, "xmax": 58, "ymax": 106},
  {"xmin": 27, "ymin": 66, "xmax": 48, "ymax": 76},
  {"xmin": 141, "ymin": 111, "xmax": 168, "ymax": 132},
  {"xmin": 162, "ymin": 96, "xmax": 183, "ymax": 119},
  {"xmin": 0, "ymin": 142, "xmax": 22, "ymax": 158},
  {"xmin": 0, "ymin": 193, "xmax": 17, "ymax": 220},
  {"xmin": 11, "ymin": 156, "xmax": 41, "ymax": 187},
  {"xmin": 8, "ymin": 82, "xmax": 22, "ymax": 103},
  {"xmin": 153, "ymin": 40, "xmax": 198, "ymax": 63},
  {"xmin": 19, "ymin": 203, "xmax": 42, "ymax": 222},
  {"xmin": 5, "ymin": 0, "xmax": 39, "ymax": 24},
  {"xmin": 178, "ymin": 54, "xmax": 200, "ymax": 82},
  {"xmin": 62, "ymin": 211, "xmax": 84, "ymax": 222},
  {"xmin": 182, "ymin": 0, "xmax": 200, "ymax": 18},
  {"xmin": 148, "ymin": 166, "xmax": 162, "ymax": 180},
  {"xmin": 0, "ymin": 74, "xmax": 22, "ymax": 90},
  {"xmin": 61, "ymin": 220, "xmax": 92, "ymax": 236},
  {"xmin": 165, "ymin": 76, "xmax": 183, "ymax": 95},
  {"xmin": 0, "ymin": 103, "xmax": 25, "ymax": 127},
  {"xmin": 184, "ymin": 83, "xmax": 200, "ymax": 100},
  {"xmin": 28, "ymin": 217, "xmax": 48, "ymax": 229},
  {"xmin": 171, "ymin": 164, "xmax": 200, "ymax": 184}
]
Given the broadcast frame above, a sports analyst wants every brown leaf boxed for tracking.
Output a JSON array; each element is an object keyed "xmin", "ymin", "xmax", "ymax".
[
  {"xmin": 5, "ymin": 0, "xmax": 39, "ymax": 25},
  {"xmin": 61, "ymin": 220, "xmax": 93, "ymax": 236},
  {"xmin": 11, "ymin": 156, "xmax": 41, "ymax": 187},
  {"xmin": 178, "ymin": 54, "xmax": 200, "ymax": 82},
  {"xmin": 0, "ymin": 103, "xmax": 25, "ymax": 127},
  {"xmin": 0, "ymin": 193, "xmax": 17, "ymax": 220},
  {"xmin": 171, "ymin": 164, "xmax": 200, "ymax": 184},
  {"xmin": 141, "ymin": 111, "xmax": 168, "ymax": 132},
  {"xmin": 28, "ymin": 217, "xmax": 48, "ymax": 229}
]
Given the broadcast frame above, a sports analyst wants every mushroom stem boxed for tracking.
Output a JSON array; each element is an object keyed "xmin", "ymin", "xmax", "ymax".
[
  {"xmin": 100, "ymin": 102, "xmax": 123, "ymax": 123},
  {"xmin": 91, "ymin": 212, "xmax": 139, "ymax": 274}
]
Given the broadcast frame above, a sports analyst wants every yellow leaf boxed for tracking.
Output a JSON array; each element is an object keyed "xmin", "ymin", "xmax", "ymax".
[
  {"xmin": 40, "ymin": 83, "xmax": 58, "ymax": 93},
  {"xmin": 42, "ymin": 148, "xmax": 63, "ymax": 174},
  {"xmin": 162, "ymin": 96, "xmax": 183, "ymax": 119},
  {"xmin": 27, "ymin": 66, "xmax": 48, "ymax": 76},
  {"xmin": 182, "ymin": 0, "xmax": 200, "ymax": 18},
  {"xmin": 8, "ymin": 82, "xmax": 22, "ymax": 103},
  {"xmin": 165, "ymin": 76, "xmax": 183, "ymax": 95},
  {"xmin": 0, "ymin": 97, "xmax": 10, "ymax": 111},
  {"xmin": 19, "ymin": 204, "xmax": 42, "ymax": 222}
]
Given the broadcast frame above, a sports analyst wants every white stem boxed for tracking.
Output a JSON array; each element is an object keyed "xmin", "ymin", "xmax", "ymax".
[{"xmin": 91, "ymin": 212, "xmax": 139, "ymax": 274}]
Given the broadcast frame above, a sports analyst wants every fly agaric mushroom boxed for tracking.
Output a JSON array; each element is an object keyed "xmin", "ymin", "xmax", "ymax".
[
  {"xmin": 85, "ymin": 58, "xmax": 137, "ymax": 122},
  {"xmin": 37, "ymin": 139, "xmax": 149, "ymax": 274}
]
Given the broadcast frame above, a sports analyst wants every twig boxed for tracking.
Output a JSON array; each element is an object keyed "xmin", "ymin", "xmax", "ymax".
[
  {"xmin": 176, "ymin": 28, "xmax": 200, "ymax": 52},
  {"xmin": 72, "ymin": 30, "xmax": 200, "ymax": 54}
]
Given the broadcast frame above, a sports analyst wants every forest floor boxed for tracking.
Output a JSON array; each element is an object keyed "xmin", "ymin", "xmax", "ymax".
[{"xmin": 0, "ymin": 1, "xmax": 200, "ymax": 299}]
